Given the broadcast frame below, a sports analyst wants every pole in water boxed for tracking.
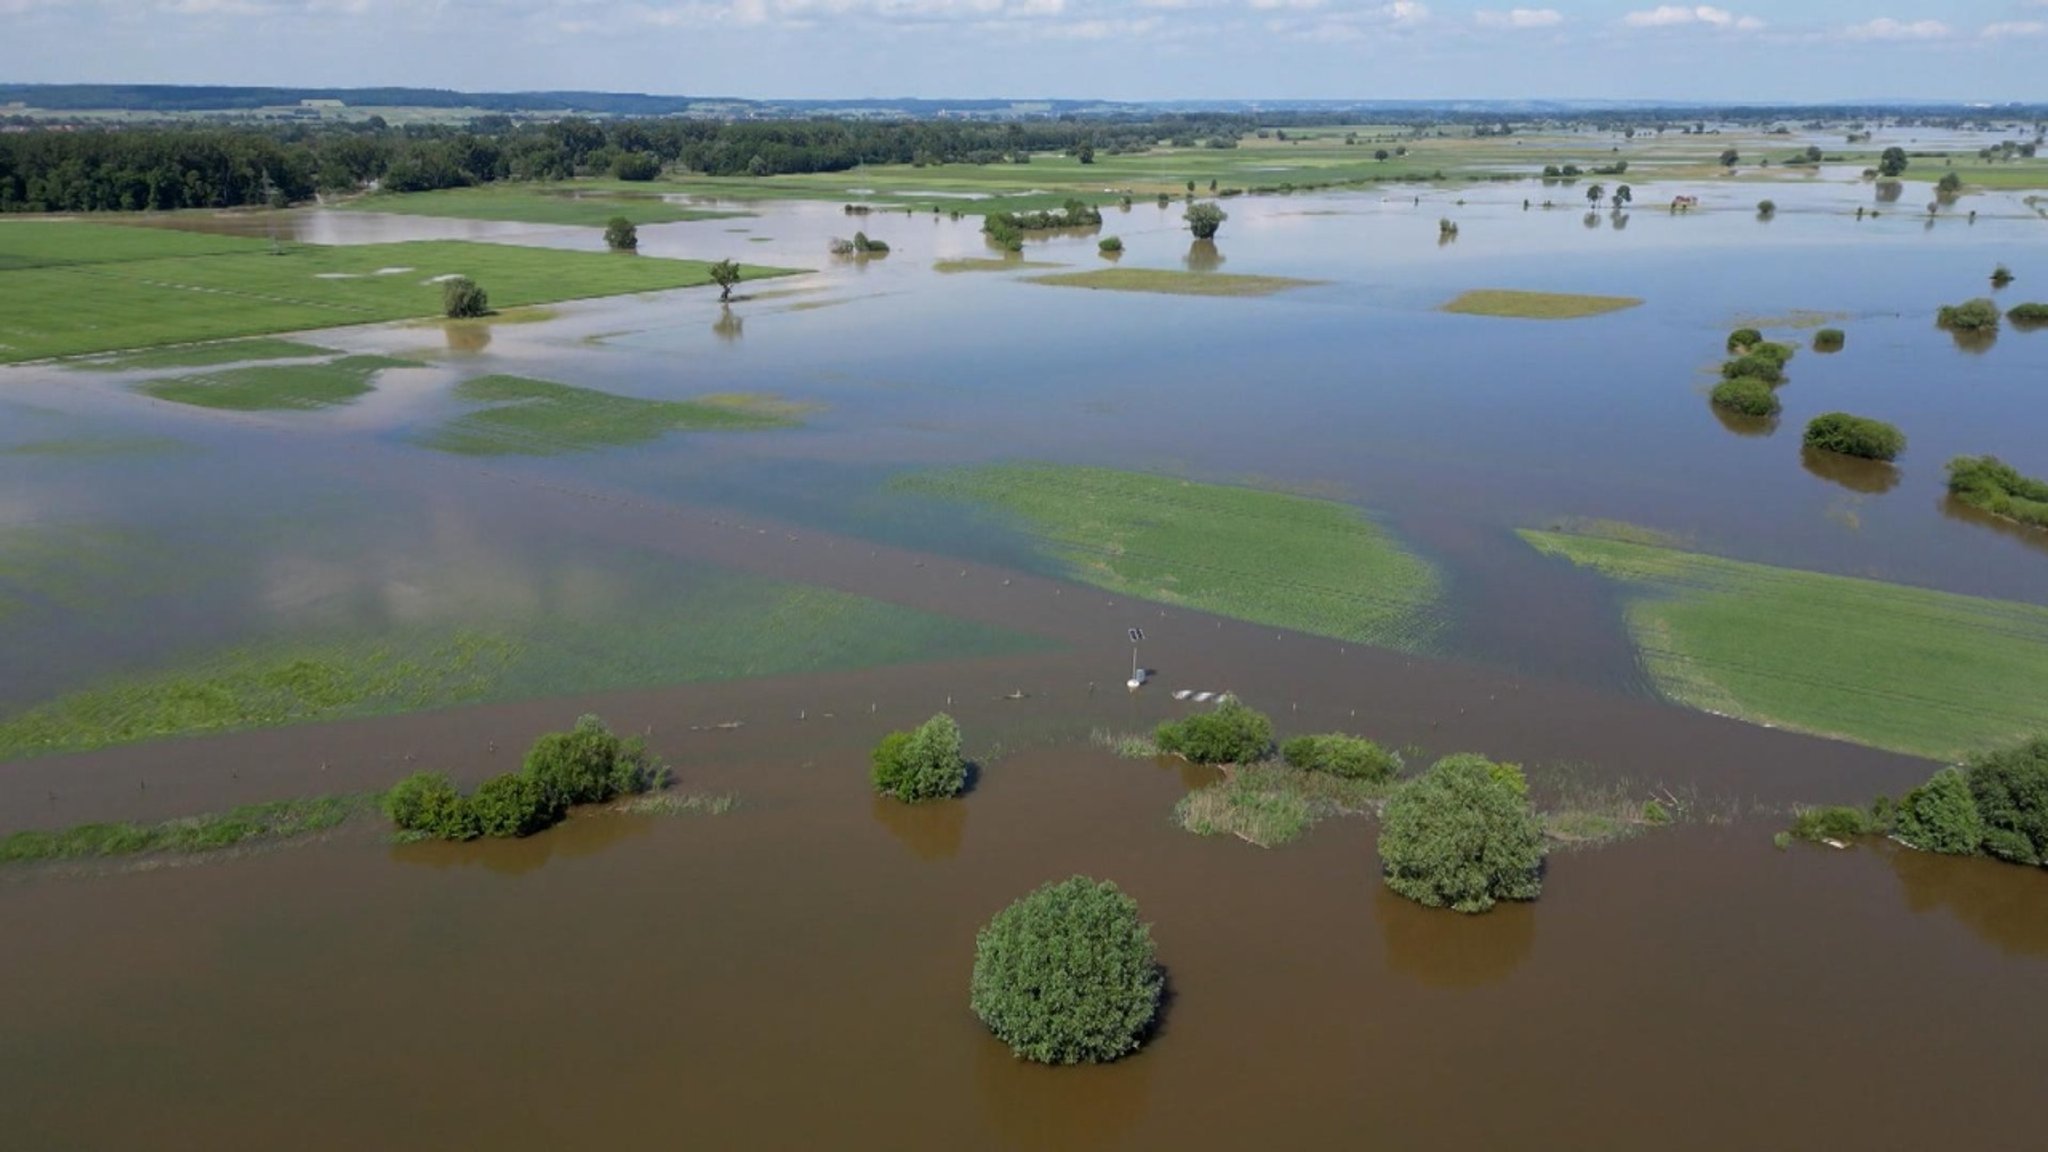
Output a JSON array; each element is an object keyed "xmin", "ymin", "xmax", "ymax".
[{"xmin": 1127, "ymin": 627, "xmax": 1146, "ymax": 690}]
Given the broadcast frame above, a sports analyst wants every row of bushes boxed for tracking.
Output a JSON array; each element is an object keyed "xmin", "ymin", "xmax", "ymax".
[
  {"xmin": 1947, "ymin": 455, "xmax": 2048, "ymax": 530},
  {"xmin": 1790, "ymin": 737, "xmax": 2048, "ymax": 868},
  {"xmin": 384, "ymin": 715, "xmax": 666, "ymax": 840}
]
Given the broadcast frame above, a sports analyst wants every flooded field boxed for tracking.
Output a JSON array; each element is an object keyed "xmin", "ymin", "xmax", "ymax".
[{"xmin": 4, "ymin": 173, "xmax": 2045, "ymax": 1147}]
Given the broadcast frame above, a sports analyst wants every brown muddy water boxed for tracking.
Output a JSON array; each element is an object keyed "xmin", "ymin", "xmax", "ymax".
[{"xmin": 5, "ymin": 184, "xmax": 2047, "ymax": 1147}]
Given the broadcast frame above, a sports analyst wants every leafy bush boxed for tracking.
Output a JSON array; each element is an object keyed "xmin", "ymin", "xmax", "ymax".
[
  {"xmin": 851, "ymin": 231, "xmax": 889, "ymax": 254},
  {"xmin": 384, "ymin": 771, "xmax": 475, "ymax": 840},
  {"xmin": 1756, "ymin": 199, "xmax": 1777, "ymax": 217},
  {"xmin": 1946, "ymin": 455, "xmax": 2048, "ymax": 529},
  {"xmin": 1895, "ymin": 767, "xmax": 1983, "ymax": 855},
  {"xmin": 1711, "ymin": 376, "xmax": 1781, "ymax": 417},
  {"xmin": 1990, "ymin": 264, "xmax": 2014, "ymax": 287},
  {"xmin": 2007, "ymin": 302, "xmax": 2048, "ymax": 328},
  {"xmin": 970, "ymin": 876, "xmax": 1163, "ymax": 1064},
  {"xmin": 468, "ymin": 772, "xmax": 563, "ymax": 839},
  {"xmin": 603, "ymin": 216, "xmax": 638, "ymax": 251},
  {"xmin": 441, "ymin": 276, "xmax": 489, "ymax": 319},
  {"xmin": 1937, "ymin": 298, "xmax": 2001, "ymax": 333},
  {"xmin": 1789, "ymin": 804, "xmax": 1887, "ymax": 843},
  {"xmin": 871, "ymin": 713, "xmax": 966, "ymax": 802},
  {"xmin": 1803, "ymin": 412, "xmax": 1906, "ymax": 461},
  {"xmin": 611, "ymin": 151, "xmax": 661, "ymax": 181},
  {"xmin": 1377, "ymin": 754, "xmax": 1546, "ymax": 913},
  {"xmin": 1281, "ymin": 734, "xmax": 1399, "ymax": 782},
  {"xmin": 1813, "ymin": 328, "xmax": 1846, "ymax": 352},
  {"xmin": 1745, "ymin": 341, "xmax": 1795, "ymax": 367},
  {"xmin": 1721, "ymin": 352, "xmax": 1785, "ymax": 384},
  {"xmin": 524, "ymin": 714, "xmax": 661, "ymax": 807},
  {"xmin": 1183, "ymin": 201, "xmax": 1227, "ymax": 240},
  {"xmin": 1098, "ymin": 236, "xmax": 1123, "ymax": 253},
  {"xmin": 1155, "ymin": 697, "xmax": 1273, "ymax": 766},
  {"xmin": 1726, "ymin": 328, "xmax": 1764, "ymax": 353},
  {"xmin": 1966, "ymin": 737, "xmax": 2048, "ymax": 866}
]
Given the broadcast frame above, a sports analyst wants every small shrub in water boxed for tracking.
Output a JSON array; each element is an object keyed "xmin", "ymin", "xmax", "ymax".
[
  {"xmin": 1946, "ymin": 455, "xmax": 2048, "ymax": 530},
  {"xmin": 1711, "ymin": 377, "xmax": 1781, "ymax": 417},
  {"xmin": 2007, "ymin": 302, "xmax": 2048, "ymax": 329},
  {"xmin": 603, "ymin": 217, "xmax": 638, "ymax": 252},
  {"xmin": 1726, "ymin": 328, "xmax": 1764, "ymax": 353},
  {"xmin": 1990, "ymin": 264, "xmax": 2014, "ymax": 287},
  {"xmin": 871, "ymin": 713, "xmax": 966, "ymax": 802},
  {"xmin": 468, "ymin": 772, "xmax": 563, "ymax": 839},
  {"xmin": 1281, "ymin": 734, "xmax": 1399, "ymax": 782},
  {"xmin": 1937, "ymin": 298, "xmax": 2001, "ymax": 333},
  {"xmin": 441, "ymin": 276, "xmax": 489, "ymax": 319},
  {"xmin": 1378, "ymin": 754, "xmax": 1546, "ymax": 913},
  {"xmin": 524, "ymin": 714, "xmax": 662, "ymax": 807},
  {"xmin": 1789, "ymin": 804, "xmax": 1886, "ymax": 843},
  {"xmin": 1098, "ymin": 235, "xmax": 1123, "ymax": 253},
  {"xmin": 1721, "ymin": 352, "xmax": 1786, "ymax": 384},
  {"xmin": 1155, "ymin": 697, "xmax": 1273, "ymax": 766},
  {"xmin": 970, "ymin": 876, "xmax": 1163, "ymax": 1064},
  {"xmin": 1813, "ymin": 328, "xmax": 1846, "ymax": 352},
  {"xmin": 384, "ymin": 771, "xmax": 476, "ymax": 840},
  {"xmin": 1803, "ymin": 412, "xmax": 1905, "ymax": 461}
]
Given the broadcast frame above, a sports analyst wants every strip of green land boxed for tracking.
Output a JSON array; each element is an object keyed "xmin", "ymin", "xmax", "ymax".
[
  {"xmin": 1027, "ymin": 268, "xmax": 1318, "ymax": 298},
  {"xmin": 2, "ymin": 795, "xmax": 371, "ymax": 865},
  {"xmin": 139, "ymin": 354, "xmax": 422, "ymax": 411},
  {"xmin": 897, "ymin": 464, "xmax": 1442, "ymax": 650},
  {"xmin": 344, "ymin": 184, "xmax": 748, "ymax": 227},
  {"xmin": 418, "ymin": 375, "xmax": 807, "ymax": 456},
  {"xmin": 1522, "ymin": 528, "xmax": 2048, "ymax": 759},
  {"xmin": 1443, "ymin": 290, "xmax": 1643, "ymax": 320},
  {"xmin": 0, "ymin": 220, "xmax": 802, "ymax": 362}
]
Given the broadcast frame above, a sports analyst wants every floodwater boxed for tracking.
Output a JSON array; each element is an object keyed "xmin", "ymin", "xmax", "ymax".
[{"xmin": 4, "ymin": 172, "xmax": 2046, "ymax": 1147}]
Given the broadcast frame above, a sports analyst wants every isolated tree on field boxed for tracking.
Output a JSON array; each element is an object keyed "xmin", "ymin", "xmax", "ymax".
[
  {"xmin": 708, "ymin": 259, "xmax": 741, "ymax": 303},
  {"xmin": 1183, "ymin": 201, "xmax": 1227, "ymax": 240},
  {"xmin": 441, "ymin": 276, "xmax": 488, "ymax": 319},
  {"xmin": 1879, "ymin": 146, "xmax": 1909, "ymax": 178}
]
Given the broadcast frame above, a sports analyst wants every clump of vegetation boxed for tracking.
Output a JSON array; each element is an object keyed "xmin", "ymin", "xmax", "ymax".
[
  {"xmin": 1784, "ymin": 737, "xmax": 2047, "ymax": 868},
  {"xmin": 1937, "ymin": 298, "xmax": 2001, "ymax": 333},
  {"xmin": 1155, "ymin": 697, "xmax": 1273, "ymax": 766},
  {"xmin": 1813, "ymin": 328, "xmax": 1846, "ymax": 352},
  {"xmin": 1967, "ymin": 737, "xmax": 2048, "ymax": 866},
  {"xmin": 384, "ymin": 715, "xmax": 665, "ymax": 841},
  {"xmin": 709, "ymin": 258, "xmax": 740, "ymax": 302},
  {"xmin": 852, "ymin": 231, "xmax": 889, "ymax": 255},
  {"xmin": 1727, "ymin": 328, "xmax": 1764, "ymax": 353},
  {"xmin": 982, "ymin": 214, "xmax": 1024, "ymax": 252},
  {"xmin": 3, "ymin": 795, "xmax": 367, "ymax": 865},
  {"xmin": 1183, "ymin": 201, "xmax": 1227, "ymax": 240},
  {"xmin": 1090, "ymin": 728, "xmax": 1157, "ymax": 759},
  {"xmin": 2007, "ymin": 302, "xmax": 2048, "ymax": 329},
  {"xmin": 970, "ymin": 876, "xmax": 1163, "ymax": 1065},
  {"xmin": 1803, "ymin": 412, "xmax": 1905, "ymax": 462},
  {"xmin": 1280, "ymin": 734, "xmax": 1399, "ymax": 782},
  {"xmin": 1173, "ymin": 760, "xmax": 1393, "ymax": 848},
  {"xmin": 1788, "ymin": 802, "xmax": 1888, "ymax": 844},
  {"xmin": 441, "ymin": 276, "xmax": 489, "ymax": 319},
  {"xmin": 870, "ymin": 713, "xmax": 967, "ymax": 803},
  {"xmin": 1097, "ymin": 235, "xmax": 1122, "ymax": 254},
  {"xmin": 1991, "ymin": 264, "xmax": 2015, "ymax": 287},
  {"xmin": 1946, "ymin": 455, "xmax": 2048, "ymax": 531},
  {"xmin": 1711, "ymin": 376, "xmax": 1781, "ymax": 417},
  {"xmin": 1895, "ymin": 768, "xmax": 1983, "ymax": 855},
  {"xmin": 1756, "ymin": 199, "xmax": 1777, "ymax": 218},
  {"xmin": 1378, "ymin": 754, "xmax": 1546, "ymax": 913},
  {"xmin": 1721, "ymin": 351, "xmax": 1787, "ymax": 385},
  {"xmin": 603, "ymin": 217, "xmax": 638, "ymax": 252},
  {"xmin": 990, "ymin": 198, "xmax": 1103, "ymax": 235}
]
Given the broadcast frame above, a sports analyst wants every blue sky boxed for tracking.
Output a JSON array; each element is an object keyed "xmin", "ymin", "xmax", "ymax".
[{"xmin": 3, "ymin": 1, "xmax": 2045, "ymax": 103}]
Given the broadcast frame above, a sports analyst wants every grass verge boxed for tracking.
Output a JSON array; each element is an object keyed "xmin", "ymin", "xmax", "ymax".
[
  {"xmin": 1025, "ymin": 268, "xmax": 1318, "ymax": 297},
  {"xmin": 418, "ymin": 374, "xmax": 806, "ymax": 455},
  {"xmin": 1521, "ymin": 527, "xmax": 2048, "ymax": 758},
  {"xmin": 1442, "ymin": 289, "xmax": 1643, "ymax": 319},
  {"xmin": 897, "ymin": 463, "xmax": 1443, "ymax": 650},
  {"xmin": 1, "ymin": 794, "xmax": 371, "ymax": 865}
]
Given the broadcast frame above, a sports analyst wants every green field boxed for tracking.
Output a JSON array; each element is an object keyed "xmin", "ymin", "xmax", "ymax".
[
  {"xmin": 345, "ymin": 183, "xmax": 748, "ymax": 227},
  {"xmin": 0, "ymin": 563, "xmax": 1043, "ymax": 761},
  {"xmin": 418, "ymin": 375, "xmax": 807, "ymax": 456},
  {"xmin": 897, "ymin": 464, "xmax": 1443, "ymax": 650},
  {"xmin": 139, "ymin": 354, "xmax": 422, "ymax": 411},
  {"xmin": 1443, "ymin": 289, "xmax": 1644, "ymax": 320},
  {"xmin": 0, "ymin": 220, "xmax": 803, "ymax": 361},
  {"xmin": 1027, "ymin": 268, "xmax": 1319, "ymax": 298},
  {"xmin": 1522, "ymin": 529, "xmax": 2048, "ymax": 759}
]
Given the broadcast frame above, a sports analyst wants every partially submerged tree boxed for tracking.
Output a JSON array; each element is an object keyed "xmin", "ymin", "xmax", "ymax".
[
  {"xmin": 441, "ymin": 276, "xmax": 489, "ymax": 319},
  {"xmin": 1803, "ymin": 412, "xmax": 1905, "ymax": 462},
  {"xmin": 1378, "ymin": 754, "xmax": 1546, "ymax": 913},
  {"xmin": 709, "ymin": 258, "xmax": 741, "ymax": 302},
  {"xmin": 1155, "ymin": 697, "xmax": 1272, "ymax": 766},
  {"xmin": 970, "ymin": 876, "xmax": 1163, "ymax": 1064},
  {"xmin": 1966, "ymin": 737, "xmax": 2048, "ymax": 866},
  {"xmin": 1183, "ymin": 200, "xmax": 1227, "ymax": 240},
  {"xmin": 604, "ymin": 216, "xmax": 638, "ymax": 251},
  {"xmin": 871, "ymin": 713, "xmax": 967, "ymax": 802},
  {"xmin": 1895, "ymin": 768, "xmax": 1983, "ymax": 855}
]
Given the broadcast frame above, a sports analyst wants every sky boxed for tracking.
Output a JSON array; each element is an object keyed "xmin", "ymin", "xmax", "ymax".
[{"xmin": 2, "ymin": 1, "xmax": 2045, "ymax": 104}]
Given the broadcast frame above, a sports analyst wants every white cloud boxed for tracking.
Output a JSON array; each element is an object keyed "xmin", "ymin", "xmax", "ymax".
[
  {"xmin": 1621, "ymin": 5, "xmax": 1760, "ymax": 30},
  {"xmin": 1844, "ymin": 17, "xmax": 1951, "ymax": 40},
  {"xmin": 1475, "ymin": 7, "xmax": 1560, "ymax": 28},
  {"xmin": 1981, "ymin": 20, "xmax": 2046, "ymax": 38}
]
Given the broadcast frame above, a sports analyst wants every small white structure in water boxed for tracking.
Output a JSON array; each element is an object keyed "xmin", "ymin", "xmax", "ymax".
[{"xmin": 1127, "ymin": 627, "xmax": 1147, "ymax": 690}]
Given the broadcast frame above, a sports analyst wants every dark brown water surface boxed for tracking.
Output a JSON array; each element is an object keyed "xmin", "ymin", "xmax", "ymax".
[{"xmin": 2, "ymin": 744, "xmax": 2041, "ymax": 1151}]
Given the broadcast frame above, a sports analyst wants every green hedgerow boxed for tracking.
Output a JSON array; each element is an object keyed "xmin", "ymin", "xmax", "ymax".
[
  {"xmin": 468, "ymin": 772, "xmax": 564, "ymax": 838},
  {"xmin": 1377, "ymin": 754, "xmax": 1546, "ymax": 913},
  {"xmin": 1155, "ymin": 697, "xmax": 1274, "ymax": 766},
  {"xmin": 970, "ymin": 876, "xmax": 1163, "ymax": 1065},
  {"xmin": 1280, "ymin": 733, "xmax": 1399, "ymax": 781},
  {"xmin": 384, "ymin": 771, "xmax": 477, "ymax": 840}
]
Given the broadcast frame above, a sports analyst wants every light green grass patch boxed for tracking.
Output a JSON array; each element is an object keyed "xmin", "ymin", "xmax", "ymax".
[
  {"xmin": 0, "ymin": 219, "xmax": 269, "ymax": 271},
  {"xmin": 0, "ymin": 223, "xmax": 804, "ymax": 361},
  {"xmin": 68, "ymin": 337, "xmax": 336, "ymax": 372},
  {"xmin": 345, "ymin": 184, "xmax": 747, "ymax": 227},
  {"xmin": 417, "ymin": 374, "xmax": 808, "ymax": 456},
  {"xmin": 933, "ymin": 257, "xmax": 1063, "ymax": 274},
  {"xmin": 1027, "ymin": 268, "xmax": 1318, "ymax": 298},
  {"xmin": 1522, "ymin": 529, "xmax": 2048, "ymax": 759},
  {"xmin": 1173, "ymin": 763, "xmax": 1392, "ymax": 847},
  {"xmin": 1, "ymin": 794, "xmax": 372, "ymax": 865},
  {"xmin": 1443, "ymin": 289, "xmax": 1643, "ymax": 320},
  {"xmin": 138, "ymin": 354, "xmax": 422, "ymax": 411},
  {"xmin": 897, "ymin": 464, "xmax": 1442, "ymax": 650},
  {"xmin": 614, "ymin": 792, "xmax": 740, "ymax": 816}
]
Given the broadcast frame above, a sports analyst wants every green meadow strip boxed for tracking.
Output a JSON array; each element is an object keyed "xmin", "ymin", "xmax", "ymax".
[
  {"xmin": 417, "ymin": 374, "xmax": 807, "ymax": 456},
  {"xmin": 1, "ymin": 795, "xmax": 372, "ymax": 865},
  {"xmin": 137, "ymin": 354, "xmax": 422, "ymax": 411},
  {"xmin": 1522, "ymin": 529, "xmax": 2048, "ymax": 759}
]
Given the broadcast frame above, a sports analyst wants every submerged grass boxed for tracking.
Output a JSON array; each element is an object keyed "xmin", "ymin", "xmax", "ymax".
[
  {"xmin": 418, "ymin": 374, "xmax": 806, "ymax": 456},
  {"xmin": 68, "ymin": 337, "xmax": 335, "ymax": 372},
  {"xmin": 1, "ymin": 794, "xmax": 371, "ymax": 865},
  {"xmin": 1172, "ymin": 762, "xmax": 1393, "ymax": 848},
  {"xmin": 1025, "ymin": 268, "xmax": 1318, "ymax": 298},
  {"xmin": 1090, "ymin": 728, "xmax": 1160, "ymax": 759},
  {"xmin": 614, "ymin": 791, "xmax": 741, "ymax": 816},
  {"xmin": 897, "ymin": 463, "xmax": 1443, "ymax": 650},
  {"xmin": 1442, "ymin": 289, "xmax": 1643, "ymax": 320},
  {"xmin": 1521, "ymin": 529, "xmax": 2048, "ymax": 758},
  {"xmin": 137, "ymin": 354, "xmax": 423, "ymax": 411},
  {"xmin": 933, "ymin": 257, "xmax": 1063, "ymax": 274}
]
